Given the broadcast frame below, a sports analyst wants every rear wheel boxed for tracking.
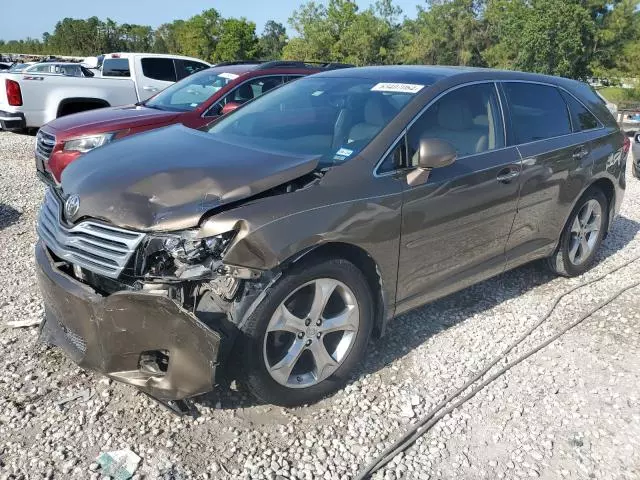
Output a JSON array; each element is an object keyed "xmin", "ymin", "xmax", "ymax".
[
  {"xmin": 238, "ymin": 258, "xmax": 373, "ymax": 406},
  {"xmin": 547, "ymin": 188, "xmax": 608, "ymax": 277}
]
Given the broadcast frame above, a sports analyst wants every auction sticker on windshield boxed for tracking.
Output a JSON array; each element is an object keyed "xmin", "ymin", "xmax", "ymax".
[
  {"xmin": 219, "ymin": 72, "xmax": 239, "ymax": 80},
  {"xmin": 371, "ymin": 83, "xmax": 424, "ymax": 94}
]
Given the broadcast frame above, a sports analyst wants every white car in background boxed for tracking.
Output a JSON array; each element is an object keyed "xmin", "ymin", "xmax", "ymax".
[
  {"xmin": 0, "ymin": 52, "xmax": 210, "ymax": 130},
  {"xmin": 23, "ymin": 62, "xmax": 96, "ymax": 77},
  {"xmin": 7, "ymin": 62, "xmax": 37, "ymax": 73}
]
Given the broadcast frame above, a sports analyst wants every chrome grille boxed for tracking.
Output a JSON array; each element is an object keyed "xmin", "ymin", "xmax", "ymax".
[
  {"xmin": 35, "ymin": 129, "xmax": 55, "ymax": 162},
  {"xmin": 37, "ymin": 189, "xmax": 145, "ymax": 279}
]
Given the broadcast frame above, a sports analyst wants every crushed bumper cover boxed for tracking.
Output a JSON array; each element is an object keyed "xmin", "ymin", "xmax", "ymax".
[{"xmin": 35, "ymin": 241, "xmax": 221, "ymax": 402}]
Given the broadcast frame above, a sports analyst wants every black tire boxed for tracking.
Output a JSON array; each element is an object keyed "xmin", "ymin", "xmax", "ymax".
[
  {"xmin": 547, "ymin": 187, "xmax": 609, "ymax": 277},
  {"xmin": 238, "ymin": 257, "xmax": 374, "ymax": 407}
]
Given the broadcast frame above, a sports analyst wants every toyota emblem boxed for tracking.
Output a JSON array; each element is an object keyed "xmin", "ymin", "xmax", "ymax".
[{"xmin": 64, "ymin": 194, "xmax": 80, "ymax": 219}]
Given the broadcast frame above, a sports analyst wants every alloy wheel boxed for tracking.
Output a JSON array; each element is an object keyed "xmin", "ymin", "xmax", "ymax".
[
  {"xmin": 568, "ymin": 199, "xmax": 603, "ymax": 266},
  {"xmin": 263, "ymin": 278, "xmax": 360, "ymax": 388}
]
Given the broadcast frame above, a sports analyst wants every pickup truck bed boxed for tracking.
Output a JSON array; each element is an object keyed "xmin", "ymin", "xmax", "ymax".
[
  {"xmin": 0, "ymin": 75, "xmax": 138, "ymax": 129},
  {"xmin": 0, "ymin": 53, "xmax": 210, "ymax": 130}
]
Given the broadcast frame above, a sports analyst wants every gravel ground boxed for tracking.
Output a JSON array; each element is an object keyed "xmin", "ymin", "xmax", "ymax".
[{"xmin": 0, "ymin": 130, "xmax": 639, "ymax": 480}]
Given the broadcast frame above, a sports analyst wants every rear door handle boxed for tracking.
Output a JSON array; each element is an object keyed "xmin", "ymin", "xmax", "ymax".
[
  {"xmin": 496, "ymin": 166, "xmax": 521, "ymax": 184},
  {"xmin": 142, "ymin": 86, "xmax": 159, "ymax": 92},
  {"xmin": 572, "ymin": 145, "xmax": 590, "ymax": 160}
]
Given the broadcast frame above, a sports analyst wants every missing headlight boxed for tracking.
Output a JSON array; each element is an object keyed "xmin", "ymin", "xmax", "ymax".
[{"xmin": 139, "ymin": 230, "xmax": 236, "ymax": 279}]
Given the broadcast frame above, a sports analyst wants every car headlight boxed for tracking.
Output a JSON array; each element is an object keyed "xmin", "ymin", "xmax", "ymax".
[
  {"xmin": 141, "ymin": 230, "xmax": 236, "ymax": 279},
  {"xmin": 63, "ymin": 133, "xmax": 117, "ymax": 153}
]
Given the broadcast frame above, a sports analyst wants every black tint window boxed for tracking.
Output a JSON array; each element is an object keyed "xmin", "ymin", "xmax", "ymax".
[
  {"xmin": 175, "ymin": 59, "xmax": 209, "ymax": 80},
  {"xmin": 408, "ymin": 83, "xmax": 505, "ymax": 159},
  {"xmin": 560, "ymin": 91, "xmax": 600, "ymax": 131},
  {"xmin": 141, "ymin": 58, "xmax": 176, "ymax": 82},
  {"xmin": 210, "ymin": 76, "xmax": 284, "ymax": 116},
  {"xmin": 503, "ymin": 83, "xmax": 571, "ymax": 143},
  {"xmin": 102, "ymin": 59, "xmax": 130, "ymax": 77}
]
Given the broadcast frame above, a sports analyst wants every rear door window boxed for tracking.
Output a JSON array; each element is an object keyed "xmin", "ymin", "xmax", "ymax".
[
  {"xmin": 560, "ymin": 91, "xmax": 601, "ymax": 132},
  {"xmin": 175, "ymin": 59, "xmax": 210, "ymax": 80},
  {"xmin": 141, "ymin": 57, "xmax": 177, "ymax": 82},
  {"xmin": 102, "ymin": 58, "xmax": 131, "ymax": 77},
  {"xmin": 502, "ymin": 83, "xmax": 571, "ymax": 144}
]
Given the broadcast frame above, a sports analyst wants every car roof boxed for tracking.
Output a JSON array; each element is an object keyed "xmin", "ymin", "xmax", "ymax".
[
  {"xmin": 315, "ymin": 65, "xmax": 581, "ymax": 89},
  {"xmin": 103, "ymin": 53, "xmax": 211, "ymax": 63},
  {"xmin": 196, "ymin": 61, "xmax": 345, "ymax": 78},
  {"xmin": 31, "ymin": 62, "xmax": 80, "ymax": 66}
]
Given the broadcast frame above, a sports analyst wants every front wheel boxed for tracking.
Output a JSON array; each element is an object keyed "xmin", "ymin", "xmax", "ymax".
[
  {"xmin": 547, "ymin": 188, "xmax": 609, "ymax": 277},
  {"xmin": 238, "ymin": 258, "xmax": 374, "ymax": 407}
]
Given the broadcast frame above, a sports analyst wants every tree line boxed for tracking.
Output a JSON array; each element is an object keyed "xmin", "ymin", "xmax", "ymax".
[{"xmin": 1, "ymin": 0, "xmax": 639, "ymax": 81}]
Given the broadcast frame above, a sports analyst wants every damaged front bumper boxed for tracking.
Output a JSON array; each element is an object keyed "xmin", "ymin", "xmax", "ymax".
[{"xmin": 35, "ymin": 241, "xmax": 222, "ymax": 402}]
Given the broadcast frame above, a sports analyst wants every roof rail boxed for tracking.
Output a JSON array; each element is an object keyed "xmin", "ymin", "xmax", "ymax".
[
  {"xmin": 255, "ymin": 60, "xmax": 355, "ymax": 71},
  {"xmin": 214, "ymin": 60, "xmax": 264, "ymax": 67}
]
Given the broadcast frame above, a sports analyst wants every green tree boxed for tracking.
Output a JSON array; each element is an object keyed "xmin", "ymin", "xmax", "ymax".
[
  {"xmin": 484, "ymin": 0, "xmax": 595, "ymax": 78},
  {"xmin": 284, "ymin": 0, "xmax": 400, "ymax": 65},
  {"xmin": 259, "ymin": 20, "xmax": 288, "ymax": 60},
  {"xmin": 587, "ymin": 0, "xmax": 640, "ymax": 80},
  {"xmin": 213, "ymin": 18, "xmax": 259, "ymax": 62},
  {"xmin": 154, "ymin": 21, "xmax": 184, "ymax": 54},
  {"xmin": 175, "ymin": 9, "xmax": 223, "ymax": 61},
  {"xmin": 399, "ymin": 0, "xmax": 487, "ymax": 66},
  {"xmin": 284, "ymin": 1, "xmax": 334, "ymax": 61},
  {"xmin": 118, "ymin": 24, "xmax": 154, "ymax": 52}
]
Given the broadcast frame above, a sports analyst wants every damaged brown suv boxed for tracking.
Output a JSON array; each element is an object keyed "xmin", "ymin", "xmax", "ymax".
[{"xmin": 36, "ymin": 66, "xmax": 626, "ymax": 410}]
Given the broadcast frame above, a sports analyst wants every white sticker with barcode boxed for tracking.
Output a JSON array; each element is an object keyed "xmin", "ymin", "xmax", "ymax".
[
  {"xmin": 371, "ymin": 82, "xmax": 424, "ymax": 94},
  {"xmin": 336, "ymin": 148, "xmax": 353, "ymax": 157},
  {"xmin": 219, "ymin": 72, "xmax": 239, "ymax": 80}
]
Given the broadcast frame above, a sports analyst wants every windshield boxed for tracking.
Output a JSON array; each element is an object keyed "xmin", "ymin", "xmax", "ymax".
[
  {"xmin": 208, "ymin": 76, "xmax": 419, "ymax": 167},
  {"xmin": 146, "ymin": 69, "xmax": 240, "ymax": 112}
]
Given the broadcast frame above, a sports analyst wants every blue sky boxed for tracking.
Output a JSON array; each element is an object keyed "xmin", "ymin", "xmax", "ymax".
[{"xmin": 3, "ymin": 0, "xmax": 425, "ymax": 41}]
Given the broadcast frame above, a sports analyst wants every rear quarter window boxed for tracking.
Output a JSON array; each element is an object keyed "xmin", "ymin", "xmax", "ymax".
[
  {"xmin": 560, "ymin": 91, "xmax": 601, "ymax": 132},
  {"xmin": 102, "ymin": 59, "xmax": 131, "ymax": 77},
  {"xmin": 503, "ymin": 83, "xmax": 572, "ymax": 144}
]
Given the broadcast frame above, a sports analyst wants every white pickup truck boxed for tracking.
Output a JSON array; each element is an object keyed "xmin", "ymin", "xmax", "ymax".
[{"xmin": 0, "ymin": 52, "xmax": 210, "ymax": 130}]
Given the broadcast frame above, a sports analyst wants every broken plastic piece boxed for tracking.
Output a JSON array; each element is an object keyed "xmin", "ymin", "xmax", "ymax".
[
  {"xmin": 55, "ymin": 388, "xmax": 92, "ymax": 408},
  {"xmin": 7, "ymin": 318, "xmax": 42, "ymax": 328},
  {"xmin": 143, "ymin": 392, "xmax": 200, "ymax": 417},
  {"xmin": 96, "ymin": 449, "xmax": 141, "ymax": 480}
]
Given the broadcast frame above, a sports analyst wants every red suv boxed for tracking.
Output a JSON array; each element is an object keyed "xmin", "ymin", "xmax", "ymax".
[{"xmin": 35, "ymin": 61, "xmax": 352, "ymax": 184}]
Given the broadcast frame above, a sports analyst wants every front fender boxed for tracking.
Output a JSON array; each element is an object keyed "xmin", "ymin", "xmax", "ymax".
[{"xmin": 201, "ymin": 190, "xmax": 404, "ymax": 322}]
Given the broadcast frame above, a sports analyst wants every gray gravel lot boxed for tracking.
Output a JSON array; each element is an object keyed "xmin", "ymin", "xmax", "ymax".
[{"xmin": 0, "ymin": 130, "xmax": 639, "ymax": 480}]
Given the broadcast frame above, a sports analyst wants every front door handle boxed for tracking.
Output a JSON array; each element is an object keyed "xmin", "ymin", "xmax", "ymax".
[
  {"xmin": 143, "ymin": 85, "xmax": 159, "ymax": 92},
  {"xmin": 572, "ymin": 145, "xmax": 590, "ymax": 160},
  {"xmin": 496, "ymin": 166, "xmax": 521, "ymax": 184}
]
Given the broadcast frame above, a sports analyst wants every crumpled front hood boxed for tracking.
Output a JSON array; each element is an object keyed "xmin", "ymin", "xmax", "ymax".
[{"xmin": 60, "ymin": 125, "xmax": 319, "ymax": 231}]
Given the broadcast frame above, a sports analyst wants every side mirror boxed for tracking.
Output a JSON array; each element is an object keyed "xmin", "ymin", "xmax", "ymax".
[
  {"xmin": 221, "ymin": 102, "xmax": 241, "ymax": 115},
  {"xmin": 407, "ymin": 138, "xmax": 457, "ymax": 187},
  {"xmin": 418, "ymin": 137, "xmax": 457, "ymax": 169}
]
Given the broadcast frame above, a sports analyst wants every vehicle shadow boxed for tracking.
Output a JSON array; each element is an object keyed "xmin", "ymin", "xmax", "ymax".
[
  {"xmin": 0, "ymin": 204, "xmax": 22, "ymax": 231},
  {"xmin": 196, "ymin": 215, "xmax": 640, "ymax": 411}
]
